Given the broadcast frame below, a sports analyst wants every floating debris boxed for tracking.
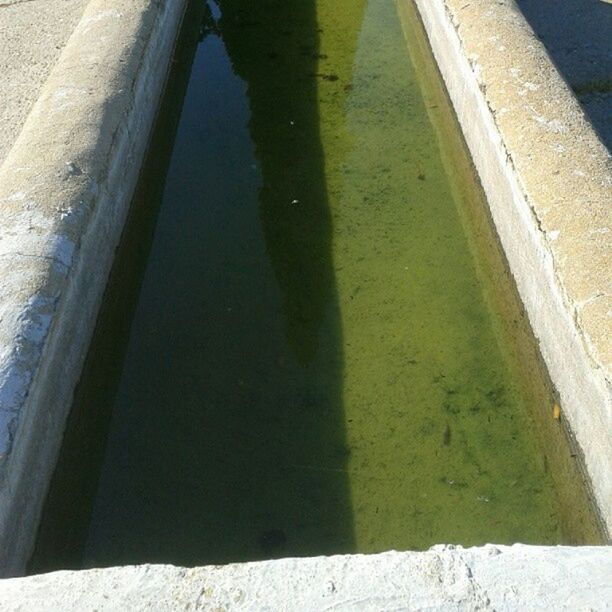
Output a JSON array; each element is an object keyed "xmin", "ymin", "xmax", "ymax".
[
  {"xmin": 310, "ymin": 72, "xmax": 339, "ymax": 82},
  {"xmin": 442, "ymin": 477, "xmax": 468, "ymax": 488}
]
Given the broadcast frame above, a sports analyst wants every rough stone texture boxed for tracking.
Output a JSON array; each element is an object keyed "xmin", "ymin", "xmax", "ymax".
[
  {"xmin": 411, "ymin": 0, "xmax": 612, "ymax": 534},
  {"xmin": 0, "ymin": 545, "xmax": 610, "ymax": 610},
  {"xmin": 515, "ymin": 0, "xmax": 612, "ymax": 150},
  {"xmin": 0, "ymin": 0, "xmax": 187, "ymax": 575},
  {"xmin": 0, "ymin": 0, "xmax": 90, "ymax": 164}
]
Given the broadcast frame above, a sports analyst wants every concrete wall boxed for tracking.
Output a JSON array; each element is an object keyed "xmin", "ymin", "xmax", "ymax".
[
  {"xmin": 0, "ymin": 0, "xmax": 187, "ymax": 575},
  {"xmin": 1, "ymin": 545, "xmax": 611, "ymax": 610},
  {"xmin": 408, "ymin": 0, "xmax": 611, "ymax": 534}
]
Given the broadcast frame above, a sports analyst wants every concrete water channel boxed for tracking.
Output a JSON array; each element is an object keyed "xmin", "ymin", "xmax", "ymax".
[{"xmin": 26, "ymin": 0, "xmax": 604, "ymax": 573}]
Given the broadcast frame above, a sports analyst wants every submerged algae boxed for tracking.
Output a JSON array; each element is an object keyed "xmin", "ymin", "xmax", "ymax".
[{"xmin": 31, "ymin": 0, "xmax": 602, "ymax": 572}]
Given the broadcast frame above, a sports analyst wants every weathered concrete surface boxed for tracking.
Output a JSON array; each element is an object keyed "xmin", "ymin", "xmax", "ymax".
[
  {"xmin": 1, "ymin": 545, "xmax": 611, "ymax": 611},
  {"xmin": 515, "ymin": 0, "xmax": 612, "ymax": 150},
  {"xmin": 0, "ymin": 0, "xmax": 90, "ymax": 164},
  {"xmin": 0, "ymin": 0, "xmax": 187, "ymax": 575},
  {"xmin": 410, "ymin": 0, "xmax": 612, "ymax": 534}
]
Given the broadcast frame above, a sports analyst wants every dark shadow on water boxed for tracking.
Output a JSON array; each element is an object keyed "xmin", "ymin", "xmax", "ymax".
[
  {"xmin": 30, "ymin": 0, "xmax": 361, "ymax": 570},
  {"xmin": 28, "ymin": 0, "xmax": 207, "ymax": 573},
  {"xmin": 218, "ymin": 0, "xmax": 335, "ymax": 364},
  {"xmin": 515, "ymin": 0, "xmax": 612, "ymax": 149}
]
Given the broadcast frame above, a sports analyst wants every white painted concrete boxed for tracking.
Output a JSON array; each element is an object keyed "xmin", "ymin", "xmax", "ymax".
[{"xmin": 0, "ymin": 0, "xmax": 187, "ymax": 575}]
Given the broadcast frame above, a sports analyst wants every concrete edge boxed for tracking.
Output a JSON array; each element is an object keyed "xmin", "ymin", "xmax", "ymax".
[
  {"xmin": 409, "ymin": 0, "xmax": 612, "ymax": 534},
  {"xmin": 0, "ymin": 0, "xmax": 187, "ymax": 575},
  {"xmin": 1, "ymin": 544, "xmax": 611, "ymax": 611}
]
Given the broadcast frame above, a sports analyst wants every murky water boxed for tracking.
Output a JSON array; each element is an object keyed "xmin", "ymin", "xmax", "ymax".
[{"xmin": 31, "ymin": 0, "xmax": 602, "ymax": 572}]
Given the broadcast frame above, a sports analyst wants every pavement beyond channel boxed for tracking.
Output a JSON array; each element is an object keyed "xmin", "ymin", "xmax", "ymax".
[
  {"xmin": 2, "ymin": 0, "xmax": 611, "ymax": 164},
  {"xmin": 516, "ymin": 0, "xmax": 612, "ymax": 150},
  {"xmin": 0, "ymin": 0, "xmax": 90, "ymax": 164},
  {"xmin": 1, "ymin": 0, "xmax": 610, "ymax": 162}
]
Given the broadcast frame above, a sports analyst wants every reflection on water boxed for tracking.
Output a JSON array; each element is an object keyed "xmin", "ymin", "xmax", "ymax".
[{"xmin": 31, "ymin": 0, "xmax": 602, "ymax": 572}]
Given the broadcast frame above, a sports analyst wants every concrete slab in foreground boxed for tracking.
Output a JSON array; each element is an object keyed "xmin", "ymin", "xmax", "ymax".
[{"xmin": 1, "ymin": 545, "xmax": 611, "ymax": 611}]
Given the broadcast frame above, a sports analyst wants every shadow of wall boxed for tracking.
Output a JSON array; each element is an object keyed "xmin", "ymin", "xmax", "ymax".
[{"xmin": 515, "ymin": 0, "xmax": 612, "ymax": 149}]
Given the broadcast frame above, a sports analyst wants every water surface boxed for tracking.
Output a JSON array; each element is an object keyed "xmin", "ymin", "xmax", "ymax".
[{"xmin": 31, "ymin": 0, "xmax": 601, "ymax": 571}]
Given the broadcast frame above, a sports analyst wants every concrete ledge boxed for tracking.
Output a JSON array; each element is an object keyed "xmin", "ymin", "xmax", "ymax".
[
  {"xmin": 409, "ymin": 0, "xmax": 612, "ymax": 533},
  {"xmin": 1, "ymin": 545, "xmax": 611, "ymax": 610},
  {"xmin": 0, "ymin": 0, "xmax": 186, "ymax": 575}
]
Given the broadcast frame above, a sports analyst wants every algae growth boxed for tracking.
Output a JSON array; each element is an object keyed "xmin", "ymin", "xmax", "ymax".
[{"xmin": 31, "ymin": 0, "xmax": 601, "ymax": 572}]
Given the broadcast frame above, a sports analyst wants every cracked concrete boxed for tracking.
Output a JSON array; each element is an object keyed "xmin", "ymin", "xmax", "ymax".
[{"xmin": 1, "ymin": 545, "xmax": 611, "ymax": 611}]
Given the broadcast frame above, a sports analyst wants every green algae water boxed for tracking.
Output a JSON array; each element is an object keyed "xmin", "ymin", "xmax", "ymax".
[{"xmin": 31, "ymin": 0, "xmax": 602, "ymax": 571}]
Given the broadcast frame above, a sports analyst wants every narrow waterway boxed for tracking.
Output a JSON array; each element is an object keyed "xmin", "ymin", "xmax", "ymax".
[{"xmin": 31, "ymin": 0, "xmax": 602, "ymax": 572}]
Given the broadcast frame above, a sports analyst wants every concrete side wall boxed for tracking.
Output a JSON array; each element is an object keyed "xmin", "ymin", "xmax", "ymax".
[
  {"xmin": 1, "ymin": 545, "xmax": 611, "ymax": 611},
  {"xmin": 0, "ymin": 0, "xmax": 186, "ymax": 575},
  {"xmin": 409, "ymin": 0, "xmax": 611, "ymax": 533}
]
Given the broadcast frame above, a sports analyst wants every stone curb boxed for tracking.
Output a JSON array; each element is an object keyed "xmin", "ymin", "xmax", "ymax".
[
  {"xmin": 1, "ymin": 545, "xmax": 611, "ymax": 611},
  {"xmin": 0, "ymin": 0, "xmax": 187, "ymax": 575},
  {"xmin": 410, "ymin": 0, "xmax": 612, "ymax": 533}
]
